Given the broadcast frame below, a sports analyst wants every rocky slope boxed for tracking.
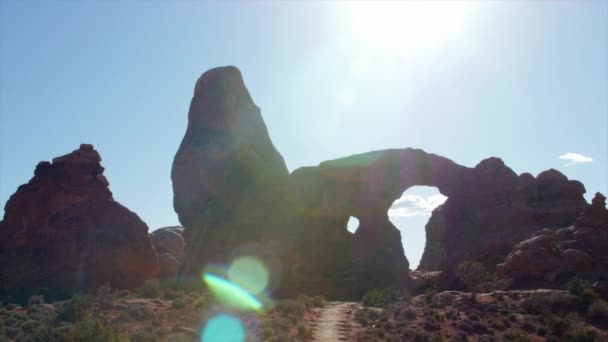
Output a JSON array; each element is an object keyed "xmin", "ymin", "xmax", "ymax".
[{"xmin": 0, "ymin": 144, "xmax": 158, "ymax": 298}]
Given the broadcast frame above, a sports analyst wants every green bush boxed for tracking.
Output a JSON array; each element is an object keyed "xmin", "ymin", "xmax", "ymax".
[
  {"xmin": 125, "ymin": 305, "xmax": 153, "ymax": 321},
  {"xmin": 67, "ymin": 318, "xmax": 118, "ymax": 342},
  {"xmin": 138, "ymin": 280, "xmax": 160, "ymax": 299},
  {"xmin": 361, "ymin": 288, "xmax": 406, "ymax": 307},
  {"xmin": 521, "ymin": 292, "xmax": 577, "ymax": 315},
  {"xmin": 587, "ymin": 300, "xmax": 608, "ymax": 320},
  {"xmin": 568, "ymin": 278, "xmax": 592, "ymax": 296},
  {"xmin": 295, "ymin": 294, "xmax": 325, "ymax": 309},
  {"xmin": 57, "ymin": 294, "xmax": 91, "ymax": 322}
]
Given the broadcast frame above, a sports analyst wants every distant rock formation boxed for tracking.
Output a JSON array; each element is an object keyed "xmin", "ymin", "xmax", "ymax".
[
  {"xmin": 172, "ymin": 66, "xmax": 588, "ymax": 299},
  {"xmin": 498, "ymin": 192, "xmax": 608, "ymax": 285},
  {"xmin": 150, "ymin": 226, "xmax": 185, "ymax": 278},
  {"xmin": 172, "ymin": 66, "xmax": 290, "ymax": 279},
  {"xmin": 0, "ymin": 144, "xmax": 159, "ymax": 295}
]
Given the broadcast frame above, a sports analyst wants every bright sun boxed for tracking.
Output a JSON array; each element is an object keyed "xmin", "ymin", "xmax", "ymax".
[{"xmin": 344, "ymin": 1, "xmax": 473, "ymax": 56}]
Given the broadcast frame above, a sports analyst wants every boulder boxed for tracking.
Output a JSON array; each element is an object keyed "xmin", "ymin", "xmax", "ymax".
[
  {"xmin": 150, "ymin": 226, "xmax": 185, "ymax": 262},
  {"xmin": 0, "ymin": 144, "xmax": 159, "ymax": 295},
  {"xmin": 150, "ymin": 226, "xmax": 185, "ymax": 278}
]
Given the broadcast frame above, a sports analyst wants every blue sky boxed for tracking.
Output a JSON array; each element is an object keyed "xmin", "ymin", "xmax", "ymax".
[{"xmin": 1, "ymin": 1, "xmax": 606, "ymax": 268}]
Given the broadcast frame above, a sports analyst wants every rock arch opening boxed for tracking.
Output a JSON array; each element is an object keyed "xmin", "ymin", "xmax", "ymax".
[
  {"xmin": 388, "ymin": 186, "xmax": 447, "ymax": 270},
  {"xmin": 346, "ymin": 216, "xmax": 360, "ymax": 233}
]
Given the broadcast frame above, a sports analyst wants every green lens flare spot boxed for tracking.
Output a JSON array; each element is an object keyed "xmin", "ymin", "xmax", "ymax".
[
  {"xmin": 227, "ymin": 256, "xmax": 269, "ymax": 294},
  {"xmin": 203, "ymin": 273, "xmax": 263, "ymax": 312}
]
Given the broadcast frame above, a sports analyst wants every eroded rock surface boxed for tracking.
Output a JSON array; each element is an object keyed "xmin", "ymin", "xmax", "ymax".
[
  {"xmin": 498, "ymin": 192, "xmax": 608, "ymax": 286},
  {"xmin": 0, "ymin": 144, "xmax": 159, "ymax": 295}
]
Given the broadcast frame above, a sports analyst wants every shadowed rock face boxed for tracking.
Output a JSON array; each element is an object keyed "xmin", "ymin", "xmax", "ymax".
[
  {"xmin": 0, "ymin": 144, "xmax": 159, "ymax": 295},
  {"xmin": 172, "ymin": 66, "xmax": 588, "ymax": 299},
  {"xmin": 172, "ymin": 66, "xmax": 289, "ymax": 278},
  {"xmin": 289, "ymin": 151, "xmax": 587, "ymax": 295}
]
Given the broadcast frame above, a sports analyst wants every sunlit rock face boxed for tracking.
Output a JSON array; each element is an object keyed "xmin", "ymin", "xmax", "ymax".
[
  {"xmin": 172, "ymin": 66, "xmax": 290, "ymax": 279},
  {"xmin": 0, "ymin": 144, "xmax": 159, "ymax": 296},
  {"xmin": 498, "ymin": 192, "xmax": 608, "ymax": 286},
  {"xmin": 173, "ymin": 66, "xmax": 588, "ymax": 298}
]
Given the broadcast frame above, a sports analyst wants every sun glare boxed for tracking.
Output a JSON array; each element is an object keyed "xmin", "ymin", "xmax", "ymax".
[{"xmin": 344, "ymin": 1, "xmax": 473, "ymax": 56}]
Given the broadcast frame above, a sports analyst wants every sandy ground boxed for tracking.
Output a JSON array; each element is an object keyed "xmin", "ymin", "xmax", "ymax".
[{"xmin": 311, "ymin": 301, "xmax": 359, "ymax": 342}]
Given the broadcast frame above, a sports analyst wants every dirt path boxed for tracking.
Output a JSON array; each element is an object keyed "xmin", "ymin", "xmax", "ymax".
[{"xmin": 311, "ymin": 301, "xmax": 359, "ymax": 342}]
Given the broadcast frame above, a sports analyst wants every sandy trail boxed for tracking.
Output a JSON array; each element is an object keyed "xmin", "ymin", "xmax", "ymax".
[{"xmin": 311, "ymin": 301, "xmax": 358, "ymax": 342}]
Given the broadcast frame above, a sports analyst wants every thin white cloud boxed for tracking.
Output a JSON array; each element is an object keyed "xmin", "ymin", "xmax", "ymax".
[
  {"xmin": 388, "ymin": 194, "xmax": 447, "ymax": 217},
  {"xmin": 559, "ymin": 152, "xmax": 592, "ymax": 166}
]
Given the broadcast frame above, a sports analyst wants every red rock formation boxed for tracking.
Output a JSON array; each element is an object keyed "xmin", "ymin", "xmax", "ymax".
[
  {"xmin": 498, "ymin": 192, "xmax": 608, "ymax": 285},
  {"xmin": 0, "ymin": 144, "xmax": 158, "ymax": 295}
]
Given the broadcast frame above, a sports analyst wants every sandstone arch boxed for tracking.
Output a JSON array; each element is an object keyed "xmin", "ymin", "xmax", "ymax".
[{"xmin": 172, "ymin": 66, "xmax": 588, "ymax": 299}]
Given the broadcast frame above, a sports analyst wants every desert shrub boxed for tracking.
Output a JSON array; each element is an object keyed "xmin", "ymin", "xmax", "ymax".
[
  {"xmin": 57, "ymin": 294, "xmax": 91, "ymax": 322},
  {"xmin": 162, "ymin": 288, "xmax": 182, "ymax": 300},
  {"xmin": 130, "ymin": 330, "xmax": 158, "ymax": 342},
  {"xmin": 125, "ymin": 305, "xmax": 153, "ymax": 321},
  {"xmin": 468, "ymin": 313, "xmax": 479, "ymax": 321},
  {"xmin": 579, "ymin": 288, "xmax": 600, "ymax": 308},
  {"xmin": 423, "ymin": 315, "xmax": 440, "ymax": 331},
  {"xmin": 26, "ymin": 295, "xmax": 44, "ymax": 306},
  {"xmin": 450, "ymin": 330, "xmax": 468, "ymax": 342},
  {"xmin": 67, "ymin": 318, "xmax": 117, "ymax": 342},
  {"xmin": 171, "ymin": 298, "xmax": 187, "ymax": 309},
  {"xmin": 424, "ymin": 287, "xmax": 438, "ymax": 304},
  {"xmin": 14, "ymin": 322, "xmax": 59, "ymax": 342},
  {"xmin": 402, "ymin": 307, "xmax": 417, "ymax": 320},
  {"xmin": 546, "ymin": 316, "xmax": 573, "ymax": 336},
  {"xmin": 361, "ymin": 288, "xmax": 406, "ymax": 307},
  {"xmin": 456, "ymin": 321, "xmax": 473, "ymax": 334},
  {"xmin": 5, "ymin": 326, "xmax": 20, "ymax": 339},
  {"xmin": 457, "ymin": 261, "xmax": 496, "ymax": 300},
  {"xmin": 569, "ymin": 278, "xmax": 592, "ymax": 296},
  {"xmin": 587, "ymin": 300, "xmax": 608, "ymax": 320},
  {"xmin": 473, "ymin": 321, "xmax": 490, "ymax": 334},
  {"xmin": 96, "ymin": 283, "xmax": 114, "ymax": 310},
  {"xmin": 5, "ymin": 304, "xmax": 19, "ymax": 311},
  {"xmin": 521, "ymin": 292, "xmax": 577, "ymax": 315},
  {"xmin": 296, "ymin": 322, "xmax": 312, "ymax": 340},
  {"xmin": 138, "ymin": 280, "xmax": 160, "ymax": 299},
  {"xmin": 502, "ymin": 332, "xmax": 531, "ymax": 341},
  {"xmin": 296, "ymin": 294, "xmax": 325, "ymax": 308},
  {"xmin": 413, "ymin": 330, "xmax": 433, "ymax": 342}
]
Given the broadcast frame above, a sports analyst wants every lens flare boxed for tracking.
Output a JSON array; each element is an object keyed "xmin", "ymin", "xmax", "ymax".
[
  {"xmin": 203, "ymin": 273, "xmax": 263, "ymax": 311},
  {"xmin": 201, "ymin": 314, "xmax": 245, "ymax": 342},
  {"xmin": 227, "ymin": 257, "xmax": 269, "ymax": 295}
]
